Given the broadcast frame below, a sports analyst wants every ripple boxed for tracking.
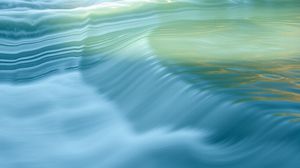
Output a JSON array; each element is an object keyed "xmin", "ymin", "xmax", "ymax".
[{"xmin": 1, "ymin": 0, "xmax": 300, "ymax": 167}]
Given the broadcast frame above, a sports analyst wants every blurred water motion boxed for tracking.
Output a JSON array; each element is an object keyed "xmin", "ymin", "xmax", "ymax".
[{"xmin": 0, "ymin": 0, "xmax": 300, "ymax": 168}]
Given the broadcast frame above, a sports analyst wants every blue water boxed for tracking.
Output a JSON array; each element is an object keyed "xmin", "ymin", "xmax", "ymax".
[{"xmin": 1, "ymin": 0, "xmax": 300, "ymax": 168}]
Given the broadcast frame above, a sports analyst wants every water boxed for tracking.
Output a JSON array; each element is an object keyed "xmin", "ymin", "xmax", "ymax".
[{"xmin": 0, "ymin": 0, "xmax": 300, "ymax": 167}]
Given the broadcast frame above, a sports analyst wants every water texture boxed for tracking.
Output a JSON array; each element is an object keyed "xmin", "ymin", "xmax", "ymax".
[{"xmin": 0, "ymin": 0, "xmax": 300, "ymax": 168}]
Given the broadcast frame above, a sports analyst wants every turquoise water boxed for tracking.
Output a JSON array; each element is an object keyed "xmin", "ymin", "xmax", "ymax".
[{"xmin": 1, "ymin": 0, "xmax": 300, "ymax": 167}]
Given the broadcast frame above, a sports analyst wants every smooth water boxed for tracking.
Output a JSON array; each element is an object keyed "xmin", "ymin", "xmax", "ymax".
[{"xmin": 0, "ymin": 0, "xmax": 300, "ymax": 168}]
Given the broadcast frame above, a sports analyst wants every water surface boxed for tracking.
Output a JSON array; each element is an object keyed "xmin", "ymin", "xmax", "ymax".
[{"xmin": 0, "ymin": 0, "xmax": 300, "ymax": 168}]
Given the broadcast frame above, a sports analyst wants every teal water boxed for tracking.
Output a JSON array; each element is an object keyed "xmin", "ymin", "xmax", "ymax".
[{"xmin": 1, "ymin": 0, "xmax": 300, "ymax": 167}]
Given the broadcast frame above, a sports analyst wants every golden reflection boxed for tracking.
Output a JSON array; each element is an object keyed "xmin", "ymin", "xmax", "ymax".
[
  {"xmin": 149, "ymin": 13, "xmax": 300, "ymax": 103},
  {"xmin": 168, "ymin": 60, "xmax": 300, "ymax": 102},
  {"xmin": 274, "ymin": 113, "xmax": 300, "ymax": 122}
]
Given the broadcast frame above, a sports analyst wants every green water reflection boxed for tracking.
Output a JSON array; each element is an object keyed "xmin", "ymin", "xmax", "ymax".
[{"xmin": 149, "ymin": 4, "xmax": 300, "ymax": 104}]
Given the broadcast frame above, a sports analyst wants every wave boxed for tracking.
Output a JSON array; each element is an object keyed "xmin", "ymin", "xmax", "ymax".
[{"xmin": 0, "ymin": 0, "xmax": 300, "ymax": 167}]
